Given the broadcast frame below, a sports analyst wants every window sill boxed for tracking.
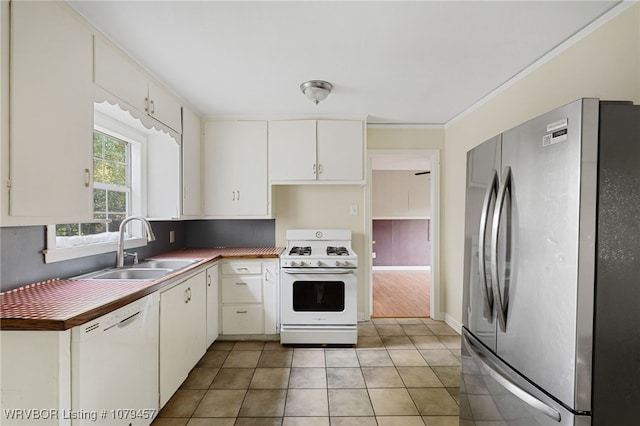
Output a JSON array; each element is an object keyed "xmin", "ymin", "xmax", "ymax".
[{"xmin": 43, "ymin": 237, "xmax": 148, "ymax": 264}]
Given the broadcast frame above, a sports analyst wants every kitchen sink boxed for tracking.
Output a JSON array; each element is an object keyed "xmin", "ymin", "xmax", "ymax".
[
  {"xmin": 87, "ymin": 268, "xmax": 174, "ymax": 280},
  {"xmin": 73, "ymin": 258, "xmax": 202, "ymax": 281},
  {"xmin": 134, "ymin": 259, "xmax": 201, "ymax": 270}
]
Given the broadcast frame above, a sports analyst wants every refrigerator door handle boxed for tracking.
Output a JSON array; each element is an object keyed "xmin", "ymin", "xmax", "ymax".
[
  {"xmin": 491, "ymin": 166, "xmax": 511, "ymax": 332},
  {"xmin": 479, "ymin": 169, "xmax": 499, "ymax": 320},
  {"xmin": 463, "ymin": 332, "xmax": 562, "ymax": 423}
]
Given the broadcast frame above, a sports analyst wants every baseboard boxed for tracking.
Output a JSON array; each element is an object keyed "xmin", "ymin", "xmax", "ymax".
[{"xmin": 444, "ymin": 313, "xmax": 463, "ymax": 335}]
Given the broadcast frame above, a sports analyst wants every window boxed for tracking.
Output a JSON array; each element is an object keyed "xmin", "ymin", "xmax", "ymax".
[
  {"xmin": 92, "ymin": 130, "xmax": 130, "ymax": 232},
  {"xmin": 53, "ymin": 131, "xmax": 131, "ymax": 246},
  {"xmin": 44, "ymin": 104, "xmax": 147, "ymax": 263}
]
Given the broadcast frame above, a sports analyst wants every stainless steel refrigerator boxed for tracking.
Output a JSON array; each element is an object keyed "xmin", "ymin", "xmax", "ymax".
[{"xmin": 460, "ymin": 98, "xmax": 640, "ymax": 425}]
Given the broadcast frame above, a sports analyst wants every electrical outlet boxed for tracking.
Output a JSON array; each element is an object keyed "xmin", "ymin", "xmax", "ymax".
[
  {"xmin": 169, "ymin": 230, "xmax": 175, "ymax": 243},
  {"xmin": 350, "ymin": 204, "xmax": 359, "ymax": 216}
]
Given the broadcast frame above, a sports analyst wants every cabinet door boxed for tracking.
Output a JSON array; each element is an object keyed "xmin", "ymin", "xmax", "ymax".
[
  {"xmin": 182, "ymin": 107, "xmax": 202, "ymax": 217},
  {"xmin": 148, "ymin": 80, "xmax": 182, "ymax": 133},
  {"xmin": 263, "ymin": 262, "xmax": 279, "ymax": 335},
  {"xmin": 203, "ymin": 121, "xmax": 269, "ymax": 217},
  {"xmin": 268, "ymin": 120, "xmax": 317, "ymax": 181},
  {"xmin": 10, "ymin": 1, "xmax": 93, "ymax": 219},
  {"xmin": 159, "ymin": 272, "xmax": 206, "ymax": 406},
  {"xmin": 206, "ymin": 264, "xmax": 219, "ymax": 348},
  {"xmin": 317, "ymin": 120, "xmax": 364, "ymax": 181},
  {"xmin": 235, "ymin": 121, "xmax": 268, "ymax": 216},
  {"xmin": 203, "ymin": 121, "xmax": 237, "ymax": 216},
  {"xmin": 94, "ymin": 37, "xmax": 148, "ymax": 113}
]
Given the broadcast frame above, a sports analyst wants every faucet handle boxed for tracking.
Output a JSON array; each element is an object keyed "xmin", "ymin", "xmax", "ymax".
[{"xmin": 124, "ymin": 251, "xmax": 139, "ymax": 265}]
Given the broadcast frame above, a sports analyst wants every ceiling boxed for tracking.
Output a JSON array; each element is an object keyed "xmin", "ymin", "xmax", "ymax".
[{"xmin": 68, "ymin": 1, "xmax": 620, "ymax": 125}]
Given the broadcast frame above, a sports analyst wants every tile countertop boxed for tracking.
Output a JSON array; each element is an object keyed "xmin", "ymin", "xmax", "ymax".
[{"xmin": 0, "ymin": 247, "xmax": 284, "ymax": 331}]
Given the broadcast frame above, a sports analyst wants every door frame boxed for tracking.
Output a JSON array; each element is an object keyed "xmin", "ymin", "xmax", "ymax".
[{"xmin": 364, "ymin": 149, "xmax": 441, "ymax": 320}]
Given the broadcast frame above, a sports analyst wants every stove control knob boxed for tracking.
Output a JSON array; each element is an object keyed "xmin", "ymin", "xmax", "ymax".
[
  {"xmin": 313, "ymin": 260, "xmax": 322, "ymax": 267},
  {"xmin": 334, "ymin": 260, "xmax": 342, "ymax": 267},
  {"xmin": 290, "ymin": 260, "xmax": 299, "ymax": 267}
]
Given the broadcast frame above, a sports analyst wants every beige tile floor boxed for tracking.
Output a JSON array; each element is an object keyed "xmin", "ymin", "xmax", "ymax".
[{"xmin": 152, "ymin": 318, "xmax": 460, "ymax": 426}]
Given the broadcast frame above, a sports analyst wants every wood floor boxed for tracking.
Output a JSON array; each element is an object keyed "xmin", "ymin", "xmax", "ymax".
[{"xmin": 372, "ymin": 269, "xmax": 430, "ymax": 318}]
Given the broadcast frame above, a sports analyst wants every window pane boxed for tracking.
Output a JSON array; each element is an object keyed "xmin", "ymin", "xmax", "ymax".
[
  {"xmin": 104, "ymin": 137, "xmax": 126, "ymax": 162},
  {"xmin": 93, "ymin": 188, "xmax": 106, "ymax": 213},
  {"xmin": 81, "ymin": 222, "xmax": 107, "ymax": 235},
  {"xmin": 107, "ymin": 190, "xmax": 127, "ymax": 213},
  {"xmin": 56, "ymin": 223, "xmax": 79, "ymax": 237},
  {"xmin": 108, "ymin": 213, "xmax": 126, "ymax": 232},
  {"xmin": 93, "ymin": 159, "xmax": 104, "ymax": 182},
  {"xmin": 104, "ymin": 161, "xmax": 127, "ymax": 186},
  {"xmin": 93, "ymin": 132, "xmax": 104, "ymax": 156}
]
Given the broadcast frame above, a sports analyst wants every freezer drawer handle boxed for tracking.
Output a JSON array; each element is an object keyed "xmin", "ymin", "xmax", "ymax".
[
  {"xmin": 463, "ymin": 332, "xmax": 562, "ymax": 423},
  {"xmin": 479, "ymin": 169, "xmax": 498, "ymax": 321},
  {"xmin": 491, "ymin": 166, "xmax": 512, "ymax": 332}
]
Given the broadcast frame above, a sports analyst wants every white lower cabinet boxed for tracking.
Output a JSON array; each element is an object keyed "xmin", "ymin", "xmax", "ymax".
[
  {"xmin": 220, "ymin": 259, "xmax": 279, "ymax": 336},
  {"xmin": 159, "ymin": 271, "xmax": 207, "ymax": 407},
  {"xmin": 206, "ymin": 263, "xmax": 219, "ymax": 348}
]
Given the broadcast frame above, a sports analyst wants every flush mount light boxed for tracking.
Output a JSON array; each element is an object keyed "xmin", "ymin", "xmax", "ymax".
[{"xmin": 300, "ymin": 80, "xmax": 333, "ymax": 105}]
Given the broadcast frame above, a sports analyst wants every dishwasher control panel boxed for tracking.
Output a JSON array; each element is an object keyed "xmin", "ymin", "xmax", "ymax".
[{"xmin": 78, "ymin": 292, "xmax": 159, "ymax": 337}]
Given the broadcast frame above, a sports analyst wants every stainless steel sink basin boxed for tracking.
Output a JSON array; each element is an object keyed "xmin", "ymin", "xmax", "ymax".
[
  {"xmin": 135, "ymin": 259, "xmax": 200, "ymax": 270},
  {"xmin": 87, "ymin": 268, "xmax": 173, "ymax": 280},
  {"xmin": 73, "ymin": 258, "xmax": 202, "ymax": 281}
]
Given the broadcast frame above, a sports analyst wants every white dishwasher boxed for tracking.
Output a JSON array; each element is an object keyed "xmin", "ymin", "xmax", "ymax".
[{"xmin": 71, "ymin": 292, "xmax": 159, "ymax": 426}]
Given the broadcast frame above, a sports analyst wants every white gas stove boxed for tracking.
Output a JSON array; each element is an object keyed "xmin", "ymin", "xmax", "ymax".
[{"xmin": 280, "ymin": 229, "xmax": 358, "ymax": 345}]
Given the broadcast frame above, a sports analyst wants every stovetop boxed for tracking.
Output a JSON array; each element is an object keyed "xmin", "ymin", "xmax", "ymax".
[{"xmin": 281, "ymin": 229, "xmax": 357, "ymax": 268}]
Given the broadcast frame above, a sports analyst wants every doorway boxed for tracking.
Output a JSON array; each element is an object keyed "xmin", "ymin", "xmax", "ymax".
[{"xmin": 366, "ymin": 150, "xmax": 440, "ymax": 319}]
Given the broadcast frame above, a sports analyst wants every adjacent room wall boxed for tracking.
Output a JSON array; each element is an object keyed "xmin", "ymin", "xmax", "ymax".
[{"xmin": 442, "ymin": 3, "xmax": 640, "ymax": 326}]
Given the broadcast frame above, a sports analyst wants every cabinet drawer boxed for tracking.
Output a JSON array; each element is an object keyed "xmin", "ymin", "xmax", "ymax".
[
  {"xmin": 221, "ymin": 261, "xmax": 262, "ymax": 275},
  {"xmin": 222, "ymin": 305, "xmax": 263, "ymax": 334},
  {"xmin": 221, "ymin": 277, "xmax": 262, "ymax": 303}
]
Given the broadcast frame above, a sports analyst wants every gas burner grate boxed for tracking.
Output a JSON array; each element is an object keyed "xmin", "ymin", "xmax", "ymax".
[
  {"xmin": 327, "ymin": 246, "xmax": 349, "ymax": 256},
  {"xmin": 289, "ymin": 246, "xmax": 312, "ymax": 256}
]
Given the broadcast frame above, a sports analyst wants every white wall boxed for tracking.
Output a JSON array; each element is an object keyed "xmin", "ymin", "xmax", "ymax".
[
  {"xmin": 273, "ymin": 185, "xmax": 367, "ymax": 317},
  {"xmin": 372, "ymin": 170, "xmax": 431, "ymax": 219},
  {"xmin": 442, "ymin": 3, "xmax": 640, "ymax": 325}
]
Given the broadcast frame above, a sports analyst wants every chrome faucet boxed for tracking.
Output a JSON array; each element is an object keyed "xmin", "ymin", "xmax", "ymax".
[{"xmin": 116, "ymin": 216, "xmax": 156, "ymax": 268}]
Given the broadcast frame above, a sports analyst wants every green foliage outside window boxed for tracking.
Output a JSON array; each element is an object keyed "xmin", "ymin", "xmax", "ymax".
[{"xmin": 56, "ymin": 131, "xmax": 129, "ymax": 237}]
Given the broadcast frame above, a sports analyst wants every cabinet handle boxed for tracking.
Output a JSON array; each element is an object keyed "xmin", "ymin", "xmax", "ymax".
[
  {"xmin": 84, "ymin": 168, "xmax": 91, "ymax": 187},
  {"xmin": 188, "ymin": 287, "xmax": 192, "ymax": 302},
  {"xmin": 184, "ymin": 288, "xmax": 189, "ymax": 303},
  {"xmin": 318, "ymin": 164, "xmax": 323, "ymax": 175},
  {"xmin": 150, "ymin": 99, "xmax": 155, "ymax": 114},
  {"xmin": 236, "ymin": 282, "xmax": 247, "ymax": 286},
  {"xmin": 145, "ymin": 97, "xmax": 150, "ymax": 113},
  {"xmin": 232, "ymin": 191, "xmax": 236, "ymax": 201},
  {"xmin": 207, "ymin": 274, "xmax": 212, "ymax": 287},
  {"xmin": 238, "ymin": 267, "xmax": 250, "ymax": 272},
  {"xmin": 313, "ymin": 163, "xmax": 317, "ymax": 175},
  {"xmin": 237, "ymin": 190, "xmax": 240, "ymax": 201},
  {"xmin": 236, "ymin": 310, "xmax": 248, "ymax": 314}
]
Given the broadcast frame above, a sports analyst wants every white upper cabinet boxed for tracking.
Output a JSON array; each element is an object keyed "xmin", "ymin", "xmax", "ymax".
[
  {"xmin": 268, "ymin": 119, "xmax": 365, "ymax": 183},
  {"xmin": 181, "ymin": 106, "xmax": 202, "ymax": 217},
  {"xmin": 268, "ymin": 120, "xmax": 317, "ymax": 181},
  {"xmin": 317, "ymin": 120, "xmax": 364, "ymax": 181},
  {"xmin": 9, "ymin": 1, "xmax": 94, "ymax": 221},
  {"xmin": 94, "ymin": 38, "xmax": 182, "ymax": 133},
  {"xmin": 203, "ymin": 121, "xmax": 270, "ymax": 218}
]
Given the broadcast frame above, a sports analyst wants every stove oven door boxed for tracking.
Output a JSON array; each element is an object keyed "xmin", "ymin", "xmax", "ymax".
[{"xmin": 280, "ymin": 268, "xmax": 357, "ymax": 326}]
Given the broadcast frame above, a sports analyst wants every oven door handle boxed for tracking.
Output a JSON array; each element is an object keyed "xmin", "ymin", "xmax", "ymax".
[{"xmin": 283, "ymin": 269, "xmax": 355, "ymax": 275}]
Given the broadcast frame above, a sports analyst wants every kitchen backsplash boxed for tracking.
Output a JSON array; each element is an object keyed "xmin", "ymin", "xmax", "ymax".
[{"xmin": 0, "ymin": 219, "xmax": 275, "ymax": 292}]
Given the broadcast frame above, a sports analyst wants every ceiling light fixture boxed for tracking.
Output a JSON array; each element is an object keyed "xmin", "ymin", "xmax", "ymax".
[{"xmin": 300, "ymin": 80, "xmax": 333, "ymax": 105}]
